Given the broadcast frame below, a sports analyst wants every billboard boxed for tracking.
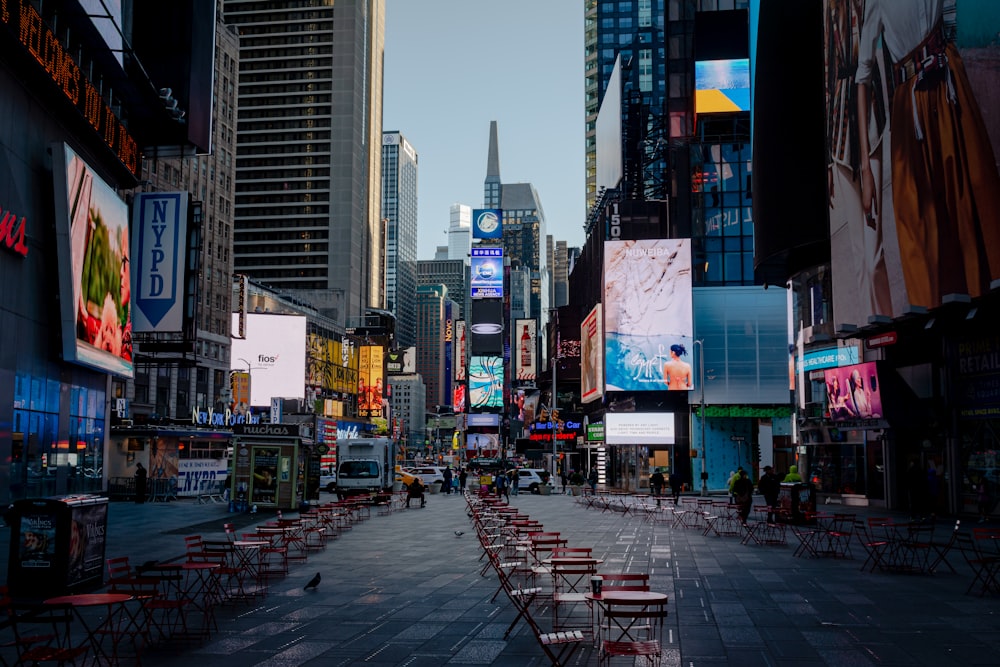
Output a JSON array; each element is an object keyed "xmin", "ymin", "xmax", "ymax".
[
  {"xmin": 595, "ymin": 54, "xmax": 624, "ymax": 193},
  {"xmin": 230, "ymin": 313, "xmax": 307, "ymax": 406},
  {"xmin": 453, "ymin": 385, "xmax": 466, "ymax": 413},
  {"xmin": 695, "ymin": 58, "xmax": 751, "ymax": 114},
  {"xmin": 472, "ymin": 208, "xmax": 503, "ymax": 239},
  {"xmin": 131, "ymin": 192, "xmax": 188, "ymax": 333},
  {"xmin": 53, "ymin": 143, "xmax": 133, "ymax": 377},
  {"xmin": 358, "ymin": 345, "xmax": 385, "ymax": 418},
  {"xmin": 515, "ymin": 319, "xmax": 537, "ymax": 381},
  {"xmin": 469, "ymin": 355, "xmax": 504, "ymax": 409},
  {"xmin": 581, "ymin": 305, "xmax": 604, "ymax": 404},
  {"xmin": 823, "ymin": 361, "xmax": 883, "ymax": 421},
  {"xmin": 606, "ymin": 413, "xmax": 675, "ymax": 445},
  {"xmin": 454, "ymin": 320, "xmax": 467, "ymax": 381},
  {"xmin": 466, "ymin": 433, "xmax": 500, "ymax": 455},
  {"xmin": 604, "ymin": 239, "xmax": 693, "ymax": 391},
  {"xmin": 823, "ymin": 0, "xmax": 1000, "ymax": 324},
  {"xmin": 470, "ymin": 247, "xmax": 504, "ymax": 299},
  {"xmin": 470, "ymin": 301, "xmax": 503, "ymax": 355},
  {"xmin": 386, "ymin": 347, "xmax": 416, "ymax": 375}
]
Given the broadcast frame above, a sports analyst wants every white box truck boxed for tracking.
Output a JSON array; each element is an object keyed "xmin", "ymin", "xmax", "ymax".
[{"xmin": 335, "ymin": 437, "xmax": 396, "ymax": 499}]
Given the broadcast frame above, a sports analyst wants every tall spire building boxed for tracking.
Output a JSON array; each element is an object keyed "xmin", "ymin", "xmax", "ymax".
[
  {"xmin": 225, "ymin": 0, "xmax": 386, "ymax": 325},
  {"xmin": 483, "ymin": 121, "xmax": 548, "ymax": 321}
]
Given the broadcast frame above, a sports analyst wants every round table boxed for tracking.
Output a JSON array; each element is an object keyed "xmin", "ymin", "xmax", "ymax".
[{"xmin": 44, "ymin": 593, "xmax": 134, "ymax": 664}]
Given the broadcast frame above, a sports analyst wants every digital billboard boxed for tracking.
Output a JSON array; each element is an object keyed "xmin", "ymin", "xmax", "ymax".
[
  {"xmin": 454, "ymin": 320, "xmax": 467, "ymax": 381},
  {"xmin": 53, "ymin": 143, "xmax": 133, "ymax": 378},
  {"xmin": 472, "ymin": 208, "xmax": 503, "ymax": 240},
  {"xmin": 515, "ymin": 319, "xmax": 537, "ymax": 381},
  {"xmin": 466, "ymin": 433, "xmax": 500, "ymax": 456},
  {"xmin": 230, "ymin": 313, "xmax": 306, "ymax": 406},
  {"xmin": 131, "ymin": 192, "xmax": 188, "ymax": 333},
  {"xmin": 469, "ymin": 355, "xmax": 503, "ymax": 409},
  {"xmin": 470, "ymin": 301, "xmax": 503, "ymax": 355},
  {"xmin": 695, "ymin": 58, "xmax": 750, "ymax": 114},
  {"xmin": 358, "ymin": 346, "xmax": 385, "ymax": 418},
  {"xmin": 606, "ymin": 413, "xmax": 675, "ymax": 445},
  {"xmin": 386, "ymin": 347, "xmax": 416, "ymax": 375},
  {"xmin": 823, "ymin": 0, "xmax": 1000, "ymax": 323},
  {"xmin": 470, "ymin": 247, "xmax": 504, "ymax": 299},
  {"xmin": 604, "ymin": 239, "xmax": 693, "ymax": 392},
  {"xmin": 823, "ymin": 361, "xmax": 883, "ymax": 421},
  {"xmin": 581, "ymin": 304, "xmax": 604, "ymax": 404}
]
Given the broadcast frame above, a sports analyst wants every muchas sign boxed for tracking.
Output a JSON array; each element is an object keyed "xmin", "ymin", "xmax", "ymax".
[{"xmin": 0, "ymin": 205, "xmax": 29, "ymax": 257}]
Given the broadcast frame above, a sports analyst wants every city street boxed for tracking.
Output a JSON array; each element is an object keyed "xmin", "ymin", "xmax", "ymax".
[{"xmin": 4, "ymin": 491, "xmax": 999, "ymax": 666}]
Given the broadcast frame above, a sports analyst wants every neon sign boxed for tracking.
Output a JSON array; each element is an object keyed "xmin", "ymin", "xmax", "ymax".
[{"xmin": 0, "ymin": 205, "xmax": 28, "ymax": 257}]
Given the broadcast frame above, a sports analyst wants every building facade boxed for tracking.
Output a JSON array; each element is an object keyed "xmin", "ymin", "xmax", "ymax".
[
  {"xmin": 381, "ymin": 131, "xmax": 418, "ymax": 348},
  {"xmin": 415, "ymin": 285, "xmax": 458, "ymax": 413},
  {"xmin": 127, "ymin": 17, "xmax": 241, "ymax": 423},
  {"xmin": 225, "ymin": 0, "xmax": 386, "ymax": 326},
  {"xmin": 387, "ymin": 374, "xmax": 427, "ymax": 456}
]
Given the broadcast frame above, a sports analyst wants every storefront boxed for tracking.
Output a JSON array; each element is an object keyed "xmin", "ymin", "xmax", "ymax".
[
  {"xmin": 230, "ymin": 424, "xmax": 308, "ymax": 511},
  {"xmin": 108, "ymin": 426, "xmax": 232, "ymax": 500}
]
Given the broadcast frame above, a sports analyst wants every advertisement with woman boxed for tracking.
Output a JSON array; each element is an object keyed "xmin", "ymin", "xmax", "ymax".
[
  {"xmin": 603, "ymin": 239, "xmax": 693, "ymax": 392},
  {"xmin": 825, "ymin": 0, "xmax": 1000, "ymax": 324}
]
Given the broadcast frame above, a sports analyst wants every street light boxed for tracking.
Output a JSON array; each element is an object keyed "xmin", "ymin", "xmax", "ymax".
[{"xmin": 692, "ymin": 340, "xmax": 707, "ymax": 496}]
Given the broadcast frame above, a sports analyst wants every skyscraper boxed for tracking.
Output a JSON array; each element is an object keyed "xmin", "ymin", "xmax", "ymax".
[
  {"xmin": 448, "ymin": 204, "xmax": 472, "ymax": 261},
  {"xmin": 483, "ymin": 121, "xmax": 548, "ymax": 321},
  {"xmin": 225, "ymin": 0, "xmax": 386, "ymax": 325},
  {"xmin": 415, "ymin": 285, "xmax": 458, "ymax": 412},
  {"xmin": 381, "ymin": 131, "xmax": 418, "ymax": 348}
]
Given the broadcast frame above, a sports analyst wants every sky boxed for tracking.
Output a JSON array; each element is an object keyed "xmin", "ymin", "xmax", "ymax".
[{"xmin": 383, "ymin": 0, "xmax": 586, "ymax": 261}]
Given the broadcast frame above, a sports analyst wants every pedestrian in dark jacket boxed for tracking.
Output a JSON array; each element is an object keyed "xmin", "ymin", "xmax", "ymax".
[
  {"xmin": 650, "ymin": 468, "xmax": 665, "ymax": 497},
  {"xmin": 669, "ymin": 470, "xmax": 682, "ymax": 505},
  {"xmin": 732, "ymin": 469, "xmax": 754, "ymax": 523},
  {"xmin": 757, "ymin": 465, "xmax": 781, "ymax": 522}
]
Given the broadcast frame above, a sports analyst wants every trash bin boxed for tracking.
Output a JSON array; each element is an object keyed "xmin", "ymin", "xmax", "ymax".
[
  {"xmin": 6, "ymin": 495, "xmax": 109, "ymax": 599},
  {"xmin": 777, "ymin": 483, "xmax": 816, "ymax": 524}
]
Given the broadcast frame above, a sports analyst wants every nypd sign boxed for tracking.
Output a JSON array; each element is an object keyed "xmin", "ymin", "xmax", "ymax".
[{"xmin": 132, "ymin": 192, "xmax": 187, "ymax": 332}]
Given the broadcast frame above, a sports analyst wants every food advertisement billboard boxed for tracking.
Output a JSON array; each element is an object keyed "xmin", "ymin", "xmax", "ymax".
[{"xmin": 53, "ymin": 143, "xmax": 133, "ymax": 377}]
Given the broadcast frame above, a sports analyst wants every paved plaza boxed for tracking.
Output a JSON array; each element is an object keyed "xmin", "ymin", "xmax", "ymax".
[{"xmin": 3, "ymin": 490, "xmax": 1000, "ymax": 666}]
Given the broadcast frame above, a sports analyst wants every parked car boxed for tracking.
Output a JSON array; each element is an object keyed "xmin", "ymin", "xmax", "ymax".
[
  {"xmin": 405, "ymin": 466, "xmax": 448, "ymax": 489},
  {"xmin": 506, "ymin": 468, "xmax": 550, "ymax": 494},
  {"xmin": 320, "ymin": 471, "xmax": 337, "ymax": 493}
]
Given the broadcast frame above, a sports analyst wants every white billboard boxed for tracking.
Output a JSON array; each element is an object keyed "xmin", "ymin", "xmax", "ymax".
[
  {"xmin": 515, "ymin": 319, "xmax": 537, "ymax": 381},
  {"xmin": 230, "ymin": 313, "xmax": 307, "ymax": 406},
  {"xmin": 606, "ymin": 412, "xmax": 675, "ymax": 445}
]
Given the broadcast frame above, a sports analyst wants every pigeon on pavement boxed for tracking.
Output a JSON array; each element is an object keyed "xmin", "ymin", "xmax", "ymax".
[
  {"xmin": 454, "ymin": 530, "xmax": 464, "ymax": 537},
  {"xmin": 304, "ymin": 572, "xmax": 321, "ymax": 590}
]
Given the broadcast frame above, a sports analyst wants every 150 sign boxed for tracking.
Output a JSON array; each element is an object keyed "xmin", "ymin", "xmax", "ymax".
[{"xmin": 0, "ymin": 204, "xmax": 29, "ymax": 257}]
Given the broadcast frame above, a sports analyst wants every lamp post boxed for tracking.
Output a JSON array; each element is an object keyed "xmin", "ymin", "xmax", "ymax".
[
  {"xmin": 550, "ymin": 308, "xmax": 559, "ymax": 483},
  {"xmin": 692, "ymin": 340, "xmax": 707, "ymax": 496}
]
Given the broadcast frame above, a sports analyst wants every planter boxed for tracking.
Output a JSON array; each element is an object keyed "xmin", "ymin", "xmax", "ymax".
[
  {"xmin": 429, "ymin": 482, "xmax": 442, "ymax": 494},
  {"xmin": 538, "ymin": 484, "xmax": 552, "ymax": 496},
  {"xmin": 569, "ymin": 485, "xmax": 582, "ymax": 496},
  {"xmin": 392, "ymin": 481, "xmax": 404, "ymax": 493}
]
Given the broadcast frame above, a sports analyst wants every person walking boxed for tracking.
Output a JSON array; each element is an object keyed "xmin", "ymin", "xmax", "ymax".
[
  {"xmin": 560, "ymin": 468, "xmax": 568, "ymax": 494},
  {"xmin": 757, "ymin": 465, "xmax": 781, "ymax": 522},
  {"xmin": 669, "ymin": 469, "xmax": 682, "ymax": 505},
  {"xmin": 459, "ymin": 468, "xmax": 468, "ymax": 494},
  {"xmin": 588, "ymin": 466, "xmax": 598, "ymax": 493},
  {"xmin": 510, "ymin": 469, "xmax": 520, "ymax": 496},
  {"xmin": 732, "ymin": 468, "xmax": 754, "ymax": 524},
  {"xmin": 495, "ymin": 470, "xmax": 508, "ymax": 500},
  {"xmin": 728, "ymin": 467, "xmax": 744, "ymax": 502},
  {"xmin": 134, "ymin": 463, "xmax": 147, "ymax": 504},
  {"xmin": 442, "ymin": 467, "xmax": 453, "ymax": 495},
  {"xmin": 649, "ymin": 468, "xmax": 665, "ymax": 497}
]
